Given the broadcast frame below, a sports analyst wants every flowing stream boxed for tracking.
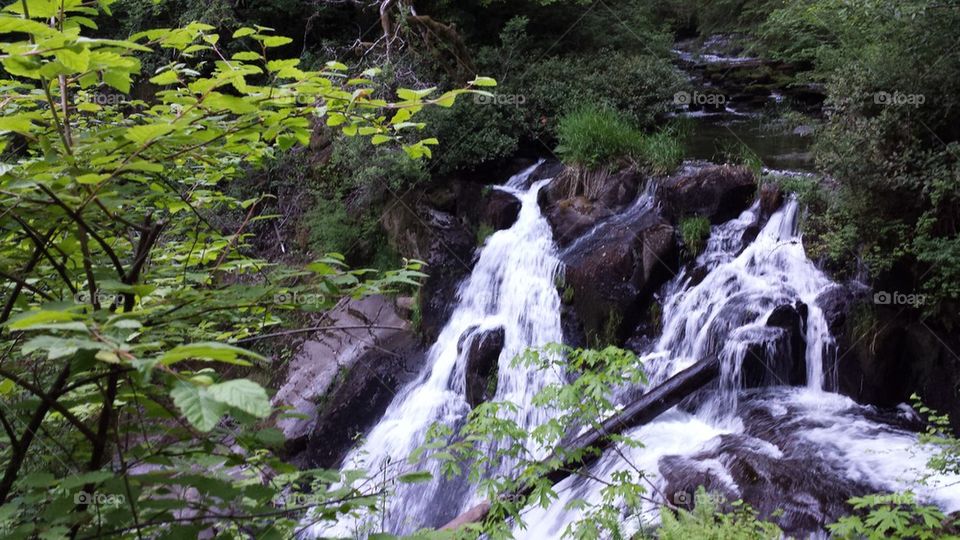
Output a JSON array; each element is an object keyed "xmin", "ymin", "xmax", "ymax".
[{"xmin": 313, "ymin": 162, "xmax": 960, "ymax": 538}]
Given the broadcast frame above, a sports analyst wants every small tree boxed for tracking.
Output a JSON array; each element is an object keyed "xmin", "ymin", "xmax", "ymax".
[{"xmin": 0, "ymin": 0, "xmax": 492, "ymax": 536}]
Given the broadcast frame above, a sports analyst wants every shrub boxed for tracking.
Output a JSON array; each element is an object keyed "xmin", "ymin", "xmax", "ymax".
[
  {"xmin": 514, "ymin": 51, "xmax": 686, "ymax": 136},
  {"xmin": 556, "ymin": 106, "xmax": 645, "ymax": 168},
  {"xmin": 637, "ymin": 126, "xmax": 686, "ymax": 175},
  {"xmin": 658, "ymin": 488, "xmax": 782, "ymax": 540}
]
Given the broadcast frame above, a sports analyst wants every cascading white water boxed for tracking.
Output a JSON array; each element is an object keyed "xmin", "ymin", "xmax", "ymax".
[
  {"xmin": 311, "ymin": 162, "xmax": 565, "ymax": 536},
  {"xmin": 314, "ymin": 163, "xmax": 960, "ymax": 539},
  {"xmin": 516, "ymin": 196, "xmax": 960, "ymax": 539}
]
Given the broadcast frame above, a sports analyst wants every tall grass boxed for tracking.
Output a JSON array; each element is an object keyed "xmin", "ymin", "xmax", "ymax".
[{"xmin": 555, "ymin": 105, "xmax": 684, "ymax": 174}]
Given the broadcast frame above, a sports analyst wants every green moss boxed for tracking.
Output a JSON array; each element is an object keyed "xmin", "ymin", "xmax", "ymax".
[
  {"xmin": 562, "ymin": 285, "xmax": 575, "ymax": 305},
  {"xmin": 476, "ymin": 223, "xmax": 495, "ymax": 246}
]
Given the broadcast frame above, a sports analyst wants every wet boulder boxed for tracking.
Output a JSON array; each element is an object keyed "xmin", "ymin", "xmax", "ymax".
[
  {"xmin": 482, "ymin": 189, "xmax": 521, "ymax": 231},
  {"xmin": 303, "ymin": 330, "xmax": 424, "ymax": 468},
  {"xmin": 382, "ymin": 199, "xmax": 476, "ymax": 342},
  {"xmin": 272, "ymin": 295, "xmax": 413, "ymax": 456},
  {"xmin": 543, "ymin": 196, "xmax": 614, "ymax": 247},
  {"xmin": 759, "ymin": 183, "xmax": 784, "ymax": 219},
  {"xmin": 459, "ymin": 327, "xmax": 505, "ymax": 407},
  {"xmin": 538, "ymin": 168, "xmax": 643, "ymax": 247},
  {"xmin": 737, "ymin": 302, "xmax": 808, "ymax": 388},
  {"xmin": 562, "ymin": 210, "xmax": 678, "ymax": 343},
  {"xmin": 658, "ymin": 164, "xmax": 757, "ymax": 224}
]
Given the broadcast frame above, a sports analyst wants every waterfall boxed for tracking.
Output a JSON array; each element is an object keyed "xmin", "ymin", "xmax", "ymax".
[
  {"xmin": 311, "ymin": 162, "xmax": 565, "ymax": 536},
  {"xmin": 516, "ymin": 196, "xmax": 960, "ymax": 538},
  {"xmin": 312, "ymin": 163, "xmax": 960, "ymax": 539}
]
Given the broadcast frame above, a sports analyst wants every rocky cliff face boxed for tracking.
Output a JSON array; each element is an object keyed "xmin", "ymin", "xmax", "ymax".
[{"xmin": 272, "ymin": 295, "xmax": 424, "ymax": 463}]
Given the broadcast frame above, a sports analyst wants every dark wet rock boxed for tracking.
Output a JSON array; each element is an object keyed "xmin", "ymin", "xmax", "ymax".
[
  {"xmin": 273, "ymin": 295, "xmax": 412, "ymax": 456},
  {"xmin": 482, "ymin": 189, "xmax": 521, "ymax": 231},
  {"xmin": 658, "ymin": 164, "xmax": 757, "ymax": 224},
  {"xmin": 382, "ymin": 199, "xmax": 476, "ymax": 342},
  {"xmin": 815, "ymin": 284, "xmax": 858, "ymax": 334},
  {"xmin": 767, "ymin": 302, "xmax": 808, "ymax": 385},
  {"xmin": 661, "ymin": 391, "xmax": 886, "ymax": 537},
  {"xmin": 562, "ymin": 210, "xmax": 678, "ymax": 343},
  {"xmin": 537, "ymin": 168, "xmax": 643, "ymax": 247},
  {"xmin": 544, "ymin": 196, "xmax": 615, "ymax": 247},
  {"xmin": 459, "ymin": 327, "xmax": 505, "ymax": 407},
  {"xmin": 302, "ymin": 326, "xmax": 424, "ymax": 468},
  {"xmin": 759, "ymin": 183, "xmax": 784, "ymax": 219}
]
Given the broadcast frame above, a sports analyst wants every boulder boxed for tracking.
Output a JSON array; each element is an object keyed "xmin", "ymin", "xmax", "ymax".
[
  {"xmin": 537, "ymin": 168, "xmax": 643, "ymax": 247},
  {"xmin": 562, "ymin": 208, "xmax": 678, "ymax": 343},
  {"xmin": 759, "ymin": 183, "xmax": 784, "ymax": 219},
  {"xmin": 482, "ymin": 190, "xmax": 521, "ymax": 231},
  {"xmin": 303, "ymin": 329, "xmax": 424, "ymax": 468},
  {"xmin": 658, "ymin": 164, "xmax": 757, "ymax": 224},
  {"xmin": 381, "ymin": 198, "xmax": 477, "ymax": 342},
  {"xmin": 741, "ymin": 302, "xmax": 808, "ymax": 388},
  {"xmin": 543, "ymin": 196, "xmax": 614, "ymax": 247},
  {"xmin": 459, "ymin": 327, "xmax": 505, "ymax": 407},
  {"xmin": 272, "ymin": 295, "xmax": 414, "ymax": 456}
]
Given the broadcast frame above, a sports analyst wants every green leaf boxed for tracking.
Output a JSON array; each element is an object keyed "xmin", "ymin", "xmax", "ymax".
[
  {"xmin": 125, "ymin": 124, "xmax": 175, "ymax": 145},
  {"xmin": 7, "ymin": 310, "xmax": 80, "ymax": 330},
  {"xmin": 207, "ymin": 379, "xmax": 271, "ymax": 418},
  {"xmin": 158, "ymin": 342, "xmax": 264, "ymax": 366},
  {"xmin": 171, "ymin": 382, "xmax": 226, "ymax": 432},
  {"xmin": 0, "ymin": 116, "xmax": 34, "ymax": 134},
  {"xmin": 469, "ymin": 76, "xmax": 497, "ymax": 87},
  {"xmin": 397, "ymin": 471, "xmax": 433, "ymax": 484},
  {"xmin": 22, "ymin": 336, "xmax": 109, "ymax": 360},
  {"xmin": 232, "ymin": 27, "xmax": 256, "ymax": 38},
  {"xmin": 258, "ymin": 35, "xmax": 292, "ymax": 48},
  {"xmin": 149, "ymin": 70, "xmax": 180, "ymax": 85}
]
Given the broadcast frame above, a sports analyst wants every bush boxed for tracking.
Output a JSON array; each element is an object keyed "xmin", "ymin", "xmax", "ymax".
[
  {"xmin": 556, "ymin": 106, "xmax": 642, "ymax": 167},
  {"xmin": 658, "ymin": 487, "xmax": 782, "ymax": 540},
  {"xmin": 556, "ymin": 106, "xmax": 685, "ymax": 173},
  {"xmin": 417, "ymin": 98, "xmax": 522, "ymax": 175},
  {"xmin": 513, "ymin": 51, "xmax": 686, "ymax": 137}
]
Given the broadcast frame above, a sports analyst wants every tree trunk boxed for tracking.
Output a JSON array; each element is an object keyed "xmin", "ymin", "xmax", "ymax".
[{"xmin": 440, "ymin": 356, "xmax": 721, "ymax": 530}]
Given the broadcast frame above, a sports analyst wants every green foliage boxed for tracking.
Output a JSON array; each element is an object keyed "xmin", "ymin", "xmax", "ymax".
[
  {"xmin": 680, "ymin": 216, "xmax": 711, "ymax": 256},
  {"xmin": 410, "ymin": 344, "xmax": 651, "ymax": 538},
  {"xmin": 418, "ymin": 97, "xmax": 521, "ymax": 175},
  {"xmin": 556, "ymin": 106, "xmax": 685, "ymax": 172},
  {"xmin": 658, "ymin": 487, "xmax": 782, "ymax": 540},
  {"xmin": 720, "ymin": 141, "xmax": 764, "ymax": 176},
  {"xmin": 476, "ymin": 223, "xmax": 496, "ymax": 246},
  {"xmin": 757, "ymin": 0, "xmax": 960, "ymax": 315},
  {"xmin": 914, "ymin": 395, "xmax": 960, "ymax": 477},
  {"xmin": 0, "ymin": 3, "xmax": 482, "ymax": 537},
  {"xmin": 515, "ymin": 51, "xmax": 686, "ymax": 136},
  {"xmin": 828, "ymin": 492, "xmax": 955, "ymax": 540}
]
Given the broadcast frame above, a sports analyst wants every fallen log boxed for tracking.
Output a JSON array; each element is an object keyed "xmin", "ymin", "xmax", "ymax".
[{"xmin": 440, "ymin": 356, "xmax": 721, "ymax": 530}]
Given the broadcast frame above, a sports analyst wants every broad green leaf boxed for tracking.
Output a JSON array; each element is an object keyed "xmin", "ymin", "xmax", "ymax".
[
  {"xmin": 397, "ymin": 471, "xmax": 433, "ymax": 484},
  {"xmin": 207, "ymin": 379, "xmax": 271, "ymax": 418},
  {"xmin": 125, "ymin": 124, "xmax": 174, "ymax": 145},
  {"xmin": 171, "ymin": 382, "xmax": 226, "ymax": 431},
  {"xmin": 7, "ymin": 310, "xmax": 80, "ymax": 330},
  {"xmin": 470, "ymin": 76, "xmax": 497, "ymax": 87},
  {"xmin": 158, "ymin": 342, "xmax": 264, "ymax": 366}
]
